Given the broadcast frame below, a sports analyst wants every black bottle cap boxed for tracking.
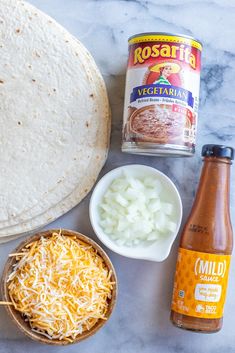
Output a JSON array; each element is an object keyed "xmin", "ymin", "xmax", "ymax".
[{"xmin": 201, "ymin": 144, "xmax": 234, "ymax": 160}]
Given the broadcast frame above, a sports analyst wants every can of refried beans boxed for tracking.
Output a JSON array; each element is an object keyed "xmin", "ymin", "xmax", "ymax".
[{"xmin": 122, "ymin": 32, "xmax": 202, "ymax": 157}]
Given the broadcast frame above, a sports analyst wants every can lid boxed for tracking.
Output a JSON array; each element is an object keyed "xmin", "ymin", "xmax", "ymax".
[
  {"xmin": 128, "ymin": 32, "xmax": 203, "ymax": 47},
  {"xmin": 128, "ymin": 32, "xmax": 203, "ymax": 51},
  {"xmin": 201, "ymin": 144, "xmax": 234, "ymax": 160}
]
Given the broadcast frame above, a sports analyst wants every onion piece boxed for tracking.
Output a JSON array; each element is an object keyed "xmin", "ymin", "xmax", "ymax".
[{"xmin": 99, "ymin": 173, "xmax": 177, "ymax": 247}]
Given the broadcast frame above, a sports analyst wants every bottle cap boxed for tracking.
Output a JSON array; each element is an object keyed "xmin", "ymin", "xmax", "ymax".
[{"xmin": 202, "ymin": 144, "xmax": 234, "ymax": 160}]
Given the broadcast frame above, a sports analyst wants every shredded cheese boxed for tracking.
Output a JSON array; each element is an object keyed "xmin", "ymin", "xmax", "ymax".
[{"xmin": 7, "ymin": 232, "xmax": 114, "ymax": 341}]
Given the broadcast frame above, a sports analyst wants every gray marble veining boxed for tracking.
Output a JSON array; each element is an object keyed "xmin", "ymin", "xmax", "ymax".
[{"xmin": 1, "ymin": 0, "xmax": 235, "ymax": 352}]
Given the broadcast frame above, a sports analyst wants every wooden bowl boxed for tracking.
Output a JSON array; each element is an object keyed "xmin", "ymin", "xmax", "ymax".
[{"xmin": 1, "ymin": 229, "xmax": 117, "ymax": 345}]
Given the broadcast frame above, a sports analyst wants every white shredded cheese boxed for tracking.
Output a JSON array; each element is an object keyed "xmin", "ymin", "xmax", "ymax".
[{"xmin": 7, "ymin": 232, "xmax": 114, "ymax": 342}]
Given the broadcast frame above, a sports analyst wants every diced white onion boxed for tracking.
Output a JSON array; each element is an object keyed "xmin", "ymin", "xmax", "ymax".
[{"xmin": 99, "ymin": 173, "xmax": 177, "ymax": 247}]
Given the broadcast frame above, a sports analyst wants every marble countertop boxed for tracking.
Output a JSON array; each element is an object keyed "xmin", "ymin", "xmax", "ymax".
[{"xmin": 1, "ymin": 0, "xmax": 235, "ymax": 352}]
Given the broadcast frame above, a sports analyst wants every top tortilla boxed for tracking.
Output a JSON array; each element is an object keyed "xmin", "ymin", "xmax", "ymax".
[{"xmin": 0, "ymin": 0, "xmax": 110, "ymax": 240}]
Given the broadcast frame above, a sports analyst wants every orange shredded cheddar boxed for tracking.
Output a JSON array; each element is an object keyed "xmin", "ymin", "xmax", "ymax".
[{"xmin": 7, "ymin": 232, "xmax": 114, "ymax": 341}]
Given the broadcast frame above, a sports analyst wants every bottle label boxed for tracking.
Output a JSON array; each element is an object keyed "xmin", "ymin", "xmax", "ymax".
[{"xmin": 171, "ymin": 248, "xmax": 231, "ymax": 319}]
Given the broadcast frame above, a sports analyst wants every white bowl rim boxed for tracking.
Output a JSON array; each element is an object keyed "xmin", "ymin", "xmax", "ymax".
[{"xmin": 89, "ymin": 164, "xmax": 183, "ymax": 262}]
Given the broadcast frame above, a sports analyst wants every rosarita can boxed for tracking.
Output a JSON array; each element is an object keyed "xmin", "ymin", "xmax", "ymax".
[{"xmin": 122, "ymin": 32, "xmax": 202, "ymax": 157}]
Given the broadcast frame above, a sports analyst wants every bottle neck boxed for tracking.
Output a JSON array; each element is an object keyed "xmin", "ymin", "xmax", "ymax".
[{"xmin": 193, "ymin": 157, "xmax": 231, "ymax": 213}]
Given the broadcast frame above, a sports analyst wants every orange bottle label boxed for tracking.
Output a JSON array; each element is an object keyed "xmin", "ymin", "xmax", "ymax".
[{"xmin": 171, "ymin": 248, "xmax": 231, "ymax": 319}]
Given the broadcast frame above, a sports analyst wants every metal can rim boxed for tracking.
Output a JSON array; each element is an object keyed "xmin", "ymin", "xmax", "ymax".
[{"xmin": 128, "ymin": 32, "xmax": 203, "ymax": 50}]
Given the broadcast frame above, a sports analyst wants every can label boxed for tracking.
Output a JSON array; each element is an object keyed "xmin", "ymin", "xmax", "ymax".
[
  {"xmin": 171, "ymin": 248, "xmax": 231, "ymax": 319},
  {"xmin": 122, "ymin": 34, "xmax": 202, "ymax": 152}
]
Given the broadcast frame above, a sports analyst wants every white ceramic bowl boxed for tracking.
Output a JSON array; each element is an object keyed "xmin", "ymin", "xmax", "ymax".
[{"xmin": 89, "ymin": 165, "xmax": 182, "ymax": 262}]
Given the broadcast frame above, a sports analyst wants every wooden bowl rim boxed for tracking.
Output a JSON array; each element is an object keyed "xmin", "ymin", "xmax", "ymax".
[{"xmin": 1, "ymin": 229, "xmax": 118, "ymax": 346}]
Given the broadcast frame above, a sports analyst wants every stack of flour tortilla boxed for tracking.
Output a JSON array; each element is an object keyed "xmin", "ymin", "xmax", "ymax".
[{"xmin": 0, "ymin": 0, "xmax": 110, "ymax": 242}]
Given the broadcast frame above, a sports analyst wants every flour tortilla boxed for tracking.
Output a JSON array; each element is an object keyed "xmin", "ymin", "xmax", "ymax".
[{"xmin": 0, "ymin": 0, "xmax": 110, "ymax": 241}]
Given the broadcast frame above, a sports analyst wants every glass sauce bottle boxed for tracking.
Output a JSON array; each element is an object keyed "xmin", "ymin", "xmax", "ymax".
[{"xmin": 170, "ymin": 144, "xmax": 234, "ymax": 333}]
